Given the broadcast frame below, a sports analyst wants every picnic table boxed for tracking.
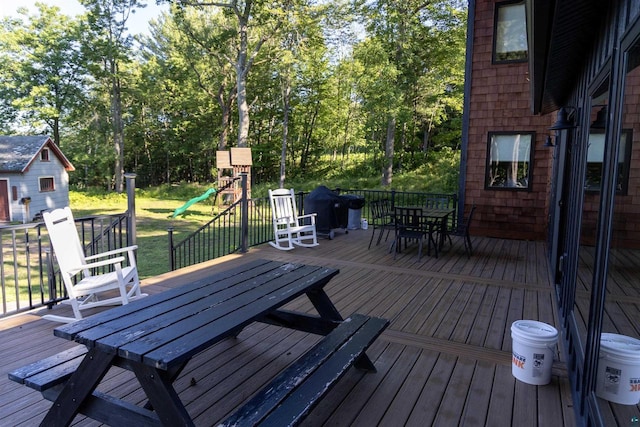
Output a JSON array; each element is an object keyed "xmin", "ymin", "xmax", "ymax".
[{"xmin": 9, "ymin": 258, "xmax": 388, "ymax": 426}]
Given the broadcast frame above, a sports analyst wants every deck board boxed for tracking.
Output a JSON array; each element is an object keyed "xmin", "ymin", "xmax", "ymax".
[{"xmin": 0, "ymin": 229, "xmax": 584, "ymax": 426}]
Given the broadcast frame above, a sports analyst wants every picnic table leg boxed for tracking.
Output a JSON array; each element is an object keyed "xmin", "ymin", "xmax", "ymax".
[
  {"xmin": 133, "ymin": 363, "xmax": 194, "ymax": 427},
  {"xmin": 306, "ymin": 288, "xmax": 377, "ymax": 372},
  {"xmin": 40, "ymin": 348, "xmax": 116, "ymax": 427},
  {"xmin": 306, "ymin": 288, "xmax": 343, "ymax": 322},
  {"xmin": 142, "ymin": 361, "xmax": 189, "ymax": 411}
]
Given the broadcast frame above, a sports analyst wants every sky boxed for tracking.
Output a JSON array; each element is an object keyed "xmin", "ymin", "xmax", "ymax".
[{"xmin": 0, "ymin": 0, "xmax": 169, "ymax": 35}]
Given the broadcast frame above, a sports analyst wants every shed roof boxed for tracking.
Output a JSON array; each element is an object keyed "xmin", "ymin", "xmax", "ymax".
[{"xmin": 0, "ymin": 135, "xmax": 75, "ymax": 173}]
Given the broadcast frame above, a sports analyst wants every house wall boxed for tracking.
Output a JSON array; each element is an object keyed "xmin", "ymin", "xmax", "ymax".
[
  {"xmin": 537, "ymin": 3, "xmax": 640, "ymax": 425},
  {"xmin": 464, "ymin": 0, "xmax": 555, "ymax": 240},
  {"xmin": 3, "ymin": 152, "xmax": 70, "ymax": 222},
  {"xmin": 552, "ymin": 4, "xmax": 640, "ymax": 250}
]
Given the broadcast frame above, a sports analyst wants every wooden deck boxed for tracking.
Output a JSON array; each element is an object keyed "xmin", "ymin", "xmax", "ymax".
[{"xmin": 0, "ymin": 228, "xmax": 577, "ymax": 426}]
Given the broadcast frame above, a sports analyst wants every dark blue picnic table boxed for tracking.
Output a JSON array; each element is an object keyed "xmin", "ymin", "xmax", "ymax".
[{"xmin": 13, "ymin": 258, "xmax": 387, "ymax": 427}]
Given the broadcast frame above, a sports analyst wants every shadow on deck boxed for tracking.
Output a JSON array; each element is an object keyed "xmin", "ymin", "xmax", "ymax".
[{"xmin": 0, "ymin": 228, "xmax": 577, "ymax": 426}]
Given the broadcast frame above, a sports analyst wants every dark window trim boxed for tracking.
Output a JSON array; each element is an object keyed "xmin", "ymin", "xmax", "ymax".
[
  {"xmin": 484, "ymin": 130, "xmax": 535, "ymax": 191},
  {"xmin": 492, "ymin": 0, "xmax": 528, "ymax": 64},
  {"xmin": 40, "ymin": 148, "xmax": 50, "ymax": 161}
]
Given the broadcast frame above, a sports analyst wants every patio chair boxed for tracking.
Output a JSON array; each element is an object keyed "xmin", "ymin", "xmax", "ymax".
[
  {"xmin": 390, "ymin": 206, "xmax": 437, "ymax": 260},
  {"xmin": 368, "ymin": 199, "xmax": 396, "ymax": 249},
  {"xmin": 425, "ymin": 197, "xmax": 453, "ymax": 247},
  {"xmin": 457, "ymin": 204, "xmax": 477, "ymax": 257},
  {"xmin": 268, "ymin": 188, "xmax": 319, "ymax": 250},
  {"xmin": 42, "ymin": 207, "xmax": 146, "ymax": 323}
]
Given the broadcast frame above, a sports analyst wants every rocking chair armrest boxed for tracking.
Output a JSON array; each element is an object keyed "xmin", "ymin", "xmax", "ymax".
[
  {"xmin": 67, "ymin": 256, "xmax": 126, "ymax": 275},
  {"xmin": 84, "ymin": 245, "xmax": 138, "ymax": 261},
  {"xmin": 297, "ymin": 213, "xmax": 317, "ymax": 220},
  {"xmin": 297, "ymin": 213, "xmax": 316, "ymax": 224}
]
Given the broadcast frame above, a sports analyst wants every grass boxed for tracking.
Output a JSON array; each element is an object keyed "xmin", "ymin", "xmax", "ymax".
[{"xmin": 70, "ymin": 184, "xmax": 226, "ymax": 279}]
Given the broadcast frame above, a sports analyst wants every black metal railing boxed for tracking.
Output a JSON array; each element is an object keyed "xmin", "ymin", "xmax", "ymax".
[
  {"xmin": 332, "ymin": 189, "xmax": 458, "ymax": 232},
  {"xmin": 169, "ymin": 175, "xmax": 273, "ymax": 270},
  {"xmin": 0, "ymin": 174, "xmax": 137, "ymax": 319},
  {"xmin": 0, "ymin": 212, "xmax": 133, "ymax": 318},
  {"xmin": 169, "ymin": 182, "xmax": 458, "ymax": 271}
]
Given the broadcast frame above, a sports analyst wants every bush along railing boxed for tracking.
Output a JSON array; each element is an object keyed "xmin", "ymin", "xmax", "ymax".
[
  {"xmin": 169, "ymin": 181, "xmax": 458, "ymax": 272},
  {"xmin": 0, "ymin": 174, "xmax": 137, "ymax": 319}
]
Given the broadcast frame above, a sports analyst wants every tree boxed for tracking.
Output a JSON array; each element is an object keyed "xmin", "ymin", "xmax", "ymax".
[
  {"xmin": 355, "ymin": 0, "xmax": 467, "ymax": 185},
  {"xmin": 168, "ymin": 6, "xmax": 238, "ymax": 151},
  {"xmin": 80, "ymin": 0, "xmax": 146, "ymax": 192},
  {"xmin": 352, "ymin": 37, "xmax": 400, "ymax": 186},
  {"xmin": 173, "ymin": 1, "xmax": 275, "ymax": 148},
  {"xmin": 0, "ymin": 5, "xmax": 87, "ymax": 144},
  {"xmin": 272, "ymin": 2, "xmax": 330, "ymax": 186},
  {"xmin": 131, "ymin": 10, "xmax": 221, "ymax": 185}
]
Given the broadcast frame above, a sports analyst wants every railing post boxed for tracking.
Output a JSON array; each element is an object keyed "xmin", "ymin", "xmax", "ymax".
[
  {"xmin": 45, "ymin": 248, "xmax": 56, "ymax": 306},
  {"xmin": 168, "ymin": 227, "xmax": 175, "ymax": 271},
  {"xmin": 125, "ymin": 173, "xmax": 137, "ymax": 246},
  {"xmin": 240, "ymin": 173, "xmax": 249, "ymax": 253}
]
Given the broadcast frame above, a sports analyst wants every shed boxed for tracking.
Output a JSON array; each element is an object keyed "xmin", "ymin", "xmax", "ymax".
[{"xmin": 0, "ymin": 136, "xmax": 75, "ymax": 223}]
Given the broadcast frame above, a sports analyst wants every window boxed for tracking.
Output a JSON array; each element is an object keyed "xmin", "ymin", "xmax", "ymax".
[
  {"xmin": 493, "ymin": 1, "xmax": 528, "ymax": 63},
  {"xmin": 485, "ymin": 132, "xmax": 533, "ymax": 190},
  {"xmin": 585, "ymin": 129, "xmax": 632, "ymax": 194},
  {"xmin": 40, "ymin": 149, "xmax": 49, "ymax": 161},
  {"xmin": 39, "ymin": 177, "xmax": 55, "ymax": 192}
]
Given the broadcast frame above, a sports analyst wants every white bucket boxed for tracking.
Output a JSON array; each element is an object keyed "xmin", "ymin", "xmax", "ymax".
[
  {"xmin": 511, "ymin": 320, "xmax": 558, "ymax": 385},
  {"xmin": 596, "ymin": 333, "xmax": 640, "ymax": 405}
]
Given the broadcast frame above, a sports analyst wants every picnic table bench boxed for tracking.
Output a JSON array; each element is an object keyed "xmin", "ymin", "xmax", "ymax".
[{"xmin": 9, "ymin": 259, "xmax": 388, "ymax": 426}]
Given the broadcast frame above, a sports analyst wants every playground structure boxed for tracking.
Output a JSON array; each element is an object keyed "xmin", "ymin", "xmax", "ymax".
[{"xmin": 216, "ymin": 148, "xmax": 252, "ymax": 204}]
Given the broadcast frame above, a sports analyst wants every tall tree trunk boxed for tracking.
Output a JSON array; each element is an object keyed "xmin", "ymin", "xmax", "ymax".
[
  {"xmin": 214, "ymin": 78, "xmax": 236, "ymax": 151},
  {"xmin": 111, "ymin": 71, "xmax": 124, "ymax": 193},
  {"xmin": 236, "ymin": 14, "xmax": 250, "ymax": 148},
  {"xmin": 382, "ymin": 116, "xmax": 395, "ymax": 186},
  {"xmin": 52, "ymin": 117, "xmax": 60, "ymax": 146},
  {"xmin": 280, "ymin": 74, "xmax": 291, "ymax": 188}
]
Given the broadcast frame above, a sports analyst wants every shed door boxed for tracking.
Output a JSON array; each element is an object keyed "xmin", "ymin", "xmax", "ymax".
[{"xmin": 0, "ymin": 180, "xmax": 9, "ymax": 222}]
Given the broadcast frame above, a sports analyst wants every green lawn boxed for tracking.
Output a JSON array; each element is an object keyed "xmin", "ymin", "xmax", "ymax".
[{"xmin": 70, "ymin": 186, "xmax": 226, "ymax": 279}]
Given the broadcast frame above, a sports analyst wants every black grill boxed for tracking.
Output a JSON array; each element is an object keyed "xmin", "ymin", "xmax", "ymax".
[{"xmin": 304, "ymin": 186, "xmax": 349, "ymax": 237}]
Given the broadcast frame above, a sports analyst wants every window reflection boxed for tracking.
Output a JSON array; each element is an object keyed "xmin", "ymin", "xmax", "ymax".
[
  {"xmin": 486, "ymin": 132, "xmax": 533, "ymax": 189},
  {"xmin": 585, "ymin": 130, "xmax": 632, "ymax": 193},
  {"xmin": 493, "ymin": 1, "xmax": 528, "ymax": 62}
]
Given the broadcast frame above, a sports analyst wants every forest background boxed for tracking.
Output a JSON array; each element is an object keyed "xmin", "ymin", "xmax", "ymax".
[{"xmin": 0, "ymin": 0, "xmax": 467, "ymax": 195}]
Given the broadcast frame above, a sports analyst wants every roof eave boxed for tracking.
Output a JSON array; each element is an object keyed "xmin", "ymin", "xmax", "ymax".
[{"xmin": 527, "ymin": 0, "xmax": 610, "ymax": 115}]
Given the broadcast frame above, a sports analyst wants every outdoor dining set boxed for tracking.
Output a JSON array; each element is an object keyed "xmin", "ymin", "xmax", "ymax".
[{"xmin": 367, "ymin": 197, "xmax": 475, "ymax": 261}]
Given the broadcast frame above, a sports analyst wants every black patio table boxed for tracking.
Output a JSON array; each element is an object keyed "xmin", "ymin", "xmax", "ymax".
[
  {"xmin": 422, "ymin": 207, "xmax": 455, "ymax": 249},
  {"xmin": 390, "ymin": 206, "xmax": 455, "ymax": 258},
  {"xmin": 41, "ymin": 258, "xmax": 350, "ymax": 426}
]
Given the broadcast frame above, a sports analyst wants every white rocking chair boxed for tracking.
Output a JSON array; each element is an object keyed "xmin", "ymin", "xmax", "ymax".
[
  {"xmin": 42, "ymin": 207, "xmax": 147, "ymax": 323},
  {"xmin": 268, "ymin": 188, "xmax": 319, "ymax": 250}
]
